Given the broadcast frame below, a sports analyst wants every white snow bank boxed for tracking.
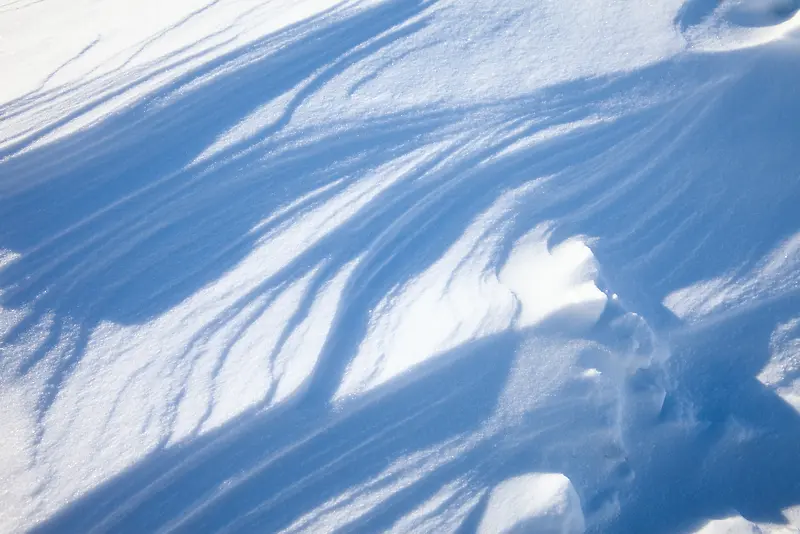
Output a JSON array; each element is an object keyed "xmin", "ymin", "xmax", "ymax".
[{"xmin": 478, "ymin": 473, "xmax": 585, "ymax": 534}]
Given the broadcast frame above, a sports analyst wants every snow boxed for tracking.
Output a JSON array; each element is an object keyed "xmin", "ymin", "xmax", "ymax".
[
  {"xmin": 758, "ymin": 317, "xmax": 800, "ymax": 413},
  {"xmin": 1, "ymin": 0, "xmax": 800, "ymax": 532},
  {"xmin": 694, "ymin": 516, "xmax": 764, "ymax": 534},
  {"xmin": 692, "ymin": 514, "xmax": 800, "ymax": 534},
  {"xmin": 498, "ymin": 226, "xmax": 607, "ymax": 331},
  {"xmin": 682, "ymin": 0, "xmax": 800, "ymax": 50},
  {"xmin": 477, "ymin": 473, "xmax": 585, "ymax": 534}
]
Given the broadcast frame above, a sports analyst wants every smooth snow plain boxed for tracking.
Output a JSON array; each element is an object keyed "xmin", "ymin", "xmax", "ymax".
[{"xmin": 1, "ymin": 0, "xmax": 799, "ymax": 532}]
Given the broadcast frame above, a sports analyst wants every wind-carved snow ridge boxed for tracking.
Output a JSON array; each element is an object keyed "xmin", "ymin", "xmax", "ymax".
[
  {"xmin": 335, "ymin": 184, "xmax": 533, "ymax": 401},
  {"xmin": 335, "ymin": 184, "xmax": 629, "ymax": 402}
]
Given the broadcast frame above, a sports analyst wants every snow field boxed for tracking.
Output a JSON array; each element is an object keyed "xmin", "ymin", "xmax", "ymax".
[{"xmin": 1, "ymin": 0, "xmax": 799, "ymax": 532}]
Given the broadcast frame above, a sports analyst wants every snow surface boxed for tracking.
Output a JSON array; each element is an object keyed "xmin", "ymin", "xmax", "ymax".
[
  {"xmin": 692, "ymin": 513, "xmax": 800, "ymax": 534},
  {"xmin": 477, "ymin": 473, "xmax": 585, "ymax": 534},
  {"xmin": 1, "ymin": 0, "xmax": 800, "ymax": 532}
]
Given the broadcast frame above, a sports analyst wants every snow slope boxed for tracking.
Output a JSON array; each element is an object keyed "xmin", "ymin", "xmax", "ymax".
[{"xmin": 1, "ymin": 0, "xmax": 799, "ymax": 532}]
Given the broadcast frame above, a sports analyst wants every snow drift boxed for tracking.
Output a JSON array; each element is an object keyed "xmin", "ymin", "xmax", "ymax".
[{"xmin": 1, "ymin": 0, "xmax": 800, "ymax": 532}]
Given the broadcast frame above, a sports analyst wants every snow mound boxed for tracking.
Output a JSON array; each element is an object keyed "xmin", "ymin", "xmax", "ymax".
[
  {"xmin": 680, "ymin": 0, "xmax": 800, "ymax": 51},
  {"xmin": 478, "ymin": 473, "xmax": 585, "ymax": 534},
  {"xmin": 499, "ymin": 227, "xmax": 607, "ymax": 332},
  {"xmin": 692, "ymin": 514, "xmax": 800, "ymax": 533},
  {"xmin": 693, "ymin": 516, "xmax": 763, "ymax": 534}
]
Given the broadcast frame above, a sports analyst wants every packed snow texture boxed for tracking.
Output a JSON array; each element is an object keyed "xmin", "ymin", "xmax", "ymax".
[{"xmin": 1, "ymin": 0, "xmax": 799, "ymax": 532}]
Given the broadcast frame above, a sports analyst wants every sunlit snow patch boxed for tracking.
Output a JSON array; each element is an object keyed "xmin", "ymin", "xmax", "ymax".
[
  {"xmin": 499, "ymin": 226, "xmax": 607, "ymax": 332},
  {"xmin": 664, "ymin": 232, "xmax": 800, "ymax": 324},
  {"xmin": 693, "ymin": 515, "xmax": 763, "ymax": 533},
  {"xmin": 692, "ymin": 513, "xmax": 800, "ymax": 533},
  {"xmin": 690, "ymin": 513, "xmax": 800, "ymax": 533},
  {"xmin": 478, "ymin": 473, "xmax": 585, "ymax": 534},
  {"xmin": 333, "ymin": 185, "xmax": 524, "ymax": 401}
]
